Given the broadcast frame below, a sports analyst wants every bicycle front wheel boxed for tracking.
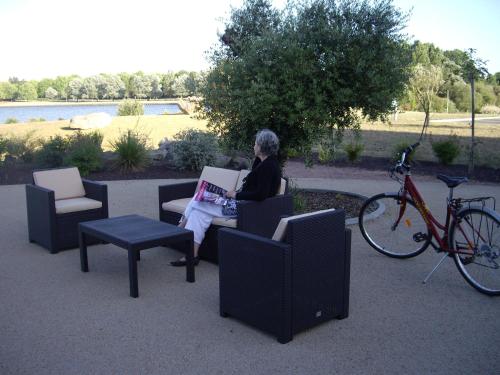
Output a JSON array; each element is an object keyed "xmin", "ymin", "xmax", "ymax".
[
  {"xmin": 359, "ymin": 193, "xmax": 431, "ymax": 258},
  {"xmin": 450, "ymin": 207, "xmax": 500, "ymax": 296}
]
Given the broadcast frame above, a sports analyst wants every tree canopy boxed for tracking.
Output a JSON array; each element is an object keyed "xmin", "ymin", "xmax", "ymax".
[{"xmin": 199, "ymin": 0, "xmax": 412, "ymax": 162}]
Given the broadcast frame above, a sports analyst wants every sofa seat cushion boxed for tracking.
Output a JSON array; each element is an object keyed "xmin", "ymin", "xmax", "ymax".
[
  {"xmin": 272, "ymin": 208, "xmax": 336, "ymax": 242},
  {"xmin": 33, "ymin": 167, "xmax": 86, "ymax": 200},
  {"xmin": 55, "ymin": 197, "xmax": 102, "ymax": 214},
  {"xmin": 162, "ymin": 198, "xmax": 192, "ymax": 215},
  {"xmin": 162, "ymin": 198, "xmax": 237, "ymax": 228},
  {"xmin": 196, "ymin": 166, "xmax": 240, "ymax": 192},
  {"xmin": 211, "ymin": 217, "xmax": 237, "ymax": 228}
]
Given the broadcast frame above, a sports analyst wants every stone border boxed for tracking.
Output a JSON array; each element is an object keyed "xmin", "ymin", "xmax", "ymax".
[{"xmin": 297, "ymin": 188, "xmax": 385, "ymax": 226}]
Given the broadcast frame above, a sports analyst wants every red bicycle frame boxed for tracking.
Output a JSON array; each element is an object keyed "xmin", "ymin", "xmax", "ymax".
[{"xmin": 397, "ymin": 174, "xmax": 456, "ymax": 253}]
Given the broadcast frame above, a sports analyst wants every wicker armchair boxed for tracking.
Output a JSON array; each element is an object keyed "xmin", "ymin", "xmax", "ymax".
[
  {"xmin": 26, "ymin": 167, "xmax": 108, "ymax": 253},
  {"xmin": 218, "ymin": 209, "xmax": 351, "ymax": 343},
  {"xmin": 159, "ymin": 171, "xmax": 293, "ymax": 263}
]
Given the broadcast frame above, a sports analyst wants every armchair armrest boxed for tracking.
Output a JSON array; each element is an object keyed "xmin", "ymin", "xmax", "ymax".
[
  {"xmin": 25, "ymin": 184, "xmax": 56, "ymax": 250},
  {"xmin": 159, "ymin": 181, "xmax": 197, "ymax": 203},
  {"xmin": 236, "ymin": 194, "xmax": 294, "ymax": 238},
  {"xmin": 82, "ymin": 179, "xmax": 108, "ymax": 216}
]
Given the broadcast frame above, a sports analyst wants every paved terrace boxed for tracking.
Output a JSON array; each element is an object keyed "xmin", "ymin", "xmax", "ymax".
[{"xmin": 1, "ymin": 170, "xmax": 499, "ymax": 374}]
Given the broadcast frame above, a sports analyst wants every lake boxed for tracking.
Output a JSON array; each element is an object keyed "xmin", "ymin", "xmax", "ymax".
[{"xmin": 0, "ymin": 103, "xmax": 182, "ymax": 124}]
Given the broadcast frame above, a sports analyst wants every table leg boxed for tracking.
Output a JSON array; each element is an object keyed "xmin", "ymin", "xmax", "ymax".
[
  {"xmin": 128, "ymin": 249, "xmax": 139, "ymax": 298},
  {"xmin": 79, "ymin": 229, "xmax": 89, "ymax": 272},
  {"xmin": 185, "ymin": 237, "xmax": 195, "ymax": 283}
]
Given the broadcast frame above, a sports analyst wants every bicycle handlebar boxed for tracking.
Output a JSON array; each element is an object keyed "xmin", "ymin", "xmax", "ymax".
[{"xmin": 391, "ymin": 142, "xmax": 420, "ymax": 175}]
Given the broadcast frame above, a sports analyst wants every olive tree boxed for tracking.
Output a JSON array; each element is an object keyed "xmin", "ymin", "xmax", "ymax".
[
  {"xmin": 408, "ymin": 64, "xmax": 444, "ymax": 136},
  {"xmin": 199, "ymin": 0, "xmax": 412, "ymax": 163}
]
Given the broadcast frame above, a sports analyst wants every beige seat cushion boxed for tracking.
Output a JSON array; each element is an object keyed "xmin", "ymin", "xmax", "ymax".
[
  {"xmin": 33, "ymin": 167, "xmax": 86, "ymax": 200},
  {"xmin": 55, "ymin": 197, "xmax": 102, "ymax": 214},
  {"xmin": 212, "ymin": 217, "xmax": 237, "ymax": 228},
  {"xmin": 196, "ymin": 166, "xmax": 240, "ymax": 192},
  {"xmin": 162, "ymin": 198, "xmax": 237, "ymax": 228},
  {"xmin": 271, "ymin": 208, "xmax": 336, "ymax": 242},
  {"xmin": 162, "ymin": 198, "xmax": 192, "ymax": 214}
]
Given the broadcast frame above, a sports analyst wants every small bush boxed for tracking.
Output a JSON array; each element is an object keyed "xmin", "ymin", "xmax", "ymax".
[
  {"xmin": 4, "ymin": 131, "xmax": 38, "ymax": 162},
  {"xmin": 481, "ymin": 105, "xmax": 500, "ymax": 114},
  {"xmin": 109, "ymin": 129, "xmax": 150, "ymax": 172},
  {"xmin": 393, "ymin": 141, "xmax": 416, "ymax": 163},
  {"xmin": 36, "ymin": 135, "xmax": 69, "ymax": 167},
  {"xmin": 431, "ymin": 136, "xmax": 461, "ymax": 165},
  {"xmin": 5, "ymin": 117, "xmax": 18, "ymax": 124},
  {"xmin": 64, "ymin": 131, "xmax": 103, "ymax": 175},
  {"xmin": 117, "ymin": 100, "xmax": 144, "ymax": 116},
  {"xmin": 0, "ymin": 135, "xmax": 7, "ymax": 162},
  {"xmin": 344, "ymin": 142, "xmax": 364, "ymax": 162},
  {"xmin": 171, "ymin": 129, "xmax": 218, "ymax": 171},
  {"xmin": 28, "ymin": 117, "xmax": 46, "ymax": 122},
  {"xmin": 318, "ymin": 143, "xmax": 336, "ymax": 164}
]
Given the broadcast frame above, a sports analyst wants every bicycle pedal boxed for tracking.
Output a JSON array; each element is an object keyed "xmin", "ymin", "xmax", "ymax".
[{"xmin": 413, "ymin": 232, "xmax": 427, "ymax": 242}]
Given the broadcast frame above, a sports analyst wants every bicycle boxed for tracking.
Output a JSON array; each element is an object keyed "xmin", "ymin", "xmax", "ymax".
[{"xmin": 358, "ymin": 142, "xmax": 500, "ymax": 296}]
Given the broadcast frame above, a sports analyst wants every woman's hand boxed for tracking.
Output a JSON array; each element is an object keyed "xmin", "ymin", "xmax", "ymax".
[{"xmin": 226, "ymin": 190, "xmax": 237, "ymax": 199}]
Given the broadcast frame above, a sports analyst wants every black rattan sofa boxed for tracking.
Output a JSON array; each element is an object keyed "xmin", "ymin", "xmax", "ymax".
[
  {"xmin": 26, "ymin": 167, "xmax": 108, "ymax": 253},
  {"xmin": 158, "ymin": 166, "xmax": 293, "ymax": 263},
  {"xmin": 218, "ymin": 209, "xmax": 351, "ymax": 343}
]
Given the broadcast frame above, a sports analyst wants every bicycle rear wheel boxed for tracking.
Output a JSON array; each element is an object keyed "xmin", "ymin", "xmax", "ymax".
[
  {"xmin": 450, "ymin": 207, "xmax": 500, "ymax": 296},
  {"xmin": 359, "ymin": 193, "xmax": 431, "ymax": 258}
]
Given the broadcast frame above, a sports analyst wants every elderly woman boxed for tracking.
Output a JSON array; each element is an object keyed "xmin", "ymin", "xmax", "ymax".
[{"xmin": 171, "ymin": 129, "xmax": 282, "ymax": 266}]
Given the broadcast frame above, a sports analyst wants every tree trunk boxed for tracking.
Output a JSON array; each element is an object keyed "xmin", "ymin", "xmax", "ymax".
[{"xmin": 468, "ymin": 77, "xmax": 475, "ymax": 176}]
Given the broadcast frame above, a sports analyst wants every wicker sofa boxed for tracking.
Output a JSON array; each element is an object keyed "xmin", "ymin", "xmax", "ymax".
[
  {"xmin": 158, "ymin": 166, "xmax": 293, "ymax": 263},
  {"xmin": 218, "ymin": 208, "xmax": 351, "ymax": 343},
  {"xmin": 26, "ymin": 167, "xmax": 108, "ymax": 253}
]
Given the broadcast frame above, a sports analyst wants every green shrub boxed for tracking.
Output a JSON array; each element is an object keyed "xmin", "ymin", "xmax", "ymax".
[
  {"xmin": 28, "ymin": 117, "xmax": 46, "ymax": 122},
  {"xmin": 431, "ymin": 136, "xmax": 461, "ymax": 165},
  {"xmin": 0, "ymin": 135, "xmax": 7, "ymax": 163},
  {"xmin": 393, "ymin": 141, "xmax": 416, "ymax": 163},
  {"xmin": 318, "ymin": 143, "xmax": 336, "ymax": 164},
  {"xmin": 64, "ymin": 131, "xmax": 103, "ymax": 175},
  {"xmin": 5, "ymin": 117, "xmax": 18, "ymax": 124},
  {"xmin": 109, "ymin": 129, "xmax": 150, "ymax": 172},
  {"xmin": 4, "ymin": 131, "xmax": 38, "ymax": 162},
  {"xmin": 36, "ymin": 135, "xmax": 69, "ymax": 167},
  {"xmin": 171, "ymin": 129, "xmax": 218, "ymax": 171},
  {"xmin": 344, "ymin": 142, "xmax": 364, "ymax": 162},
  {"xmin": 117, "ymin": 100, "xmax": 144, "ymax": 116}
]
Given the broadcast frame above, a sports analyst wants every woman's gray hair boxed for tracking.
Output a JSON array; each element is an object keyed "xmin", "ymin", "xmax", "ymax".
[{"xmin": 255, "ymin": 129, "xmax": 279, "ymax": 156}]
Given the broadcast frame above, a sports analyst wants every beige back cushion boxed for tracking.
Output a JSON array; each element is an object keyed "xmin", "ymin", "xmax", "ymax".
[
  {"xmin": 196, "ymin": 166, "xmax": 240, "ymax": 192},
  {"xmin": 33, "ymin": 167, "xmax": 86, "ymax": 200},
  {"xmin": 278, "ymin": 178, "xmax": 286, "ymax": 195},
  {"xmin": 271, "ymin": 208, "xmax": 336, "ymax": 242},
  {"xmin": 236, "ymin": 170, "xmax": 250, "ymax": 191}
]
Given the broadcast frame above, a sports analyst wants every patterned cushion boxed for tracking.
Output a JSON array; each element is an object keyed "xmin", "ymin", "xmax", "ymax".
[
  {"xmin": 33, "ymin": 167, "xmax": 86, "ymax": 200},
  {"xmin": 271, "ymin": 209, "xmax": 336, "ymax": 242}
]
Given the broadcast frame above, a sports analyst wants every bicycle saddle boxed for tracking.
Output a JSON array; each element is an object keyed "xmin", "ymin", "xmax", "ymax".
[{"xmin": 436, "ymin": 174, "xmax": 468, "ymax": 188}]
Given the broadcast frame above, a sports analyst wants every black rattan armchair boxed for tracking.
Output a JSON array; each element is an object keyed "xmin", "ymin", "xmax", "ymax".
[
  {"xmin": 26, "ymin": 167, "xmax": 108, "ymax": 253},
  {"xmin": 159, "ymin": 181, "xmax": 293, "ymax": 263},
  {"xmin": 218, "ymin": 209, "xmax": 351, "ymax": 343}
]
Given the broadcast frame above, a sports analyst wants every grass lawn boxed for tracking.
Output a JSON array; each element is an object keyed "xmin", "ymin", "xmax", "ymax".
[
  {"xmin": 1, "ymin": 110, "xmax": 499, "ymax": 168},
  {"xmin": 0, "ymin": 114, "xmax": 208, "ymax": 151}
]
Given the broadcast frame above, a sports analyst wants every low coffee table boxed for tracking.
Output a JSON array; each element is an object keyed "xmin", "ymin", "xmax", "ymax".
[{"xmin": 79, "ymin": 214, "xmax": 194, "ymax": 298}]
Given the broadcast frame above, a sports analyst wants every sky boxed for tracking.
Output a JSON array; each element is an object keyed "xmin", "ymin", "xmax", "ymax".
[{"xmin": 0, "ymin": 0, "xmax": 499, "ymax": 82}]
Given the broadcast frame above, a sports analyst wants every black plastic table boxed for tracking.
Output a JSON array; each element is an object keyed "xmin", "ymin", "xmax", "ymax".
[{"xmin": 79, "ymin": 214, "xmax": 194, "ymax": 298}]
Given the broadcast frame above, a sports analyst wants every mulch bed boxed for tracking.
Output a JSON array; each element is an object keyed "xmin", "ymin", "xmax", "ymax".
[{"xmin": 2, "ymin": 156, "xmax": 497, "ymax": 220}]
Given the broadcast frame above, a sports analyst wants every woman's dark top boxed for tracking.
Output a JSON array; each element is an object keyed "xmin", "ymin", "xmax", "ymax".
[{"xmin": 236, "ymin": 155, "xmax": 282, "ymax": 201}]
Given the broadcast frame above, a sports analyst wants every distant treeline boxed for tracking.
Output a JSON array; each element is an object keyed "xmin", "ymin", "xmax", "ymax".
[
  {"xmin": 401, "ymin": 42, "xmax": 500, "ymax": 113},
  {"xmin": 0, "ymin": 71, "xmax": 203, "ymax": 101}
]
